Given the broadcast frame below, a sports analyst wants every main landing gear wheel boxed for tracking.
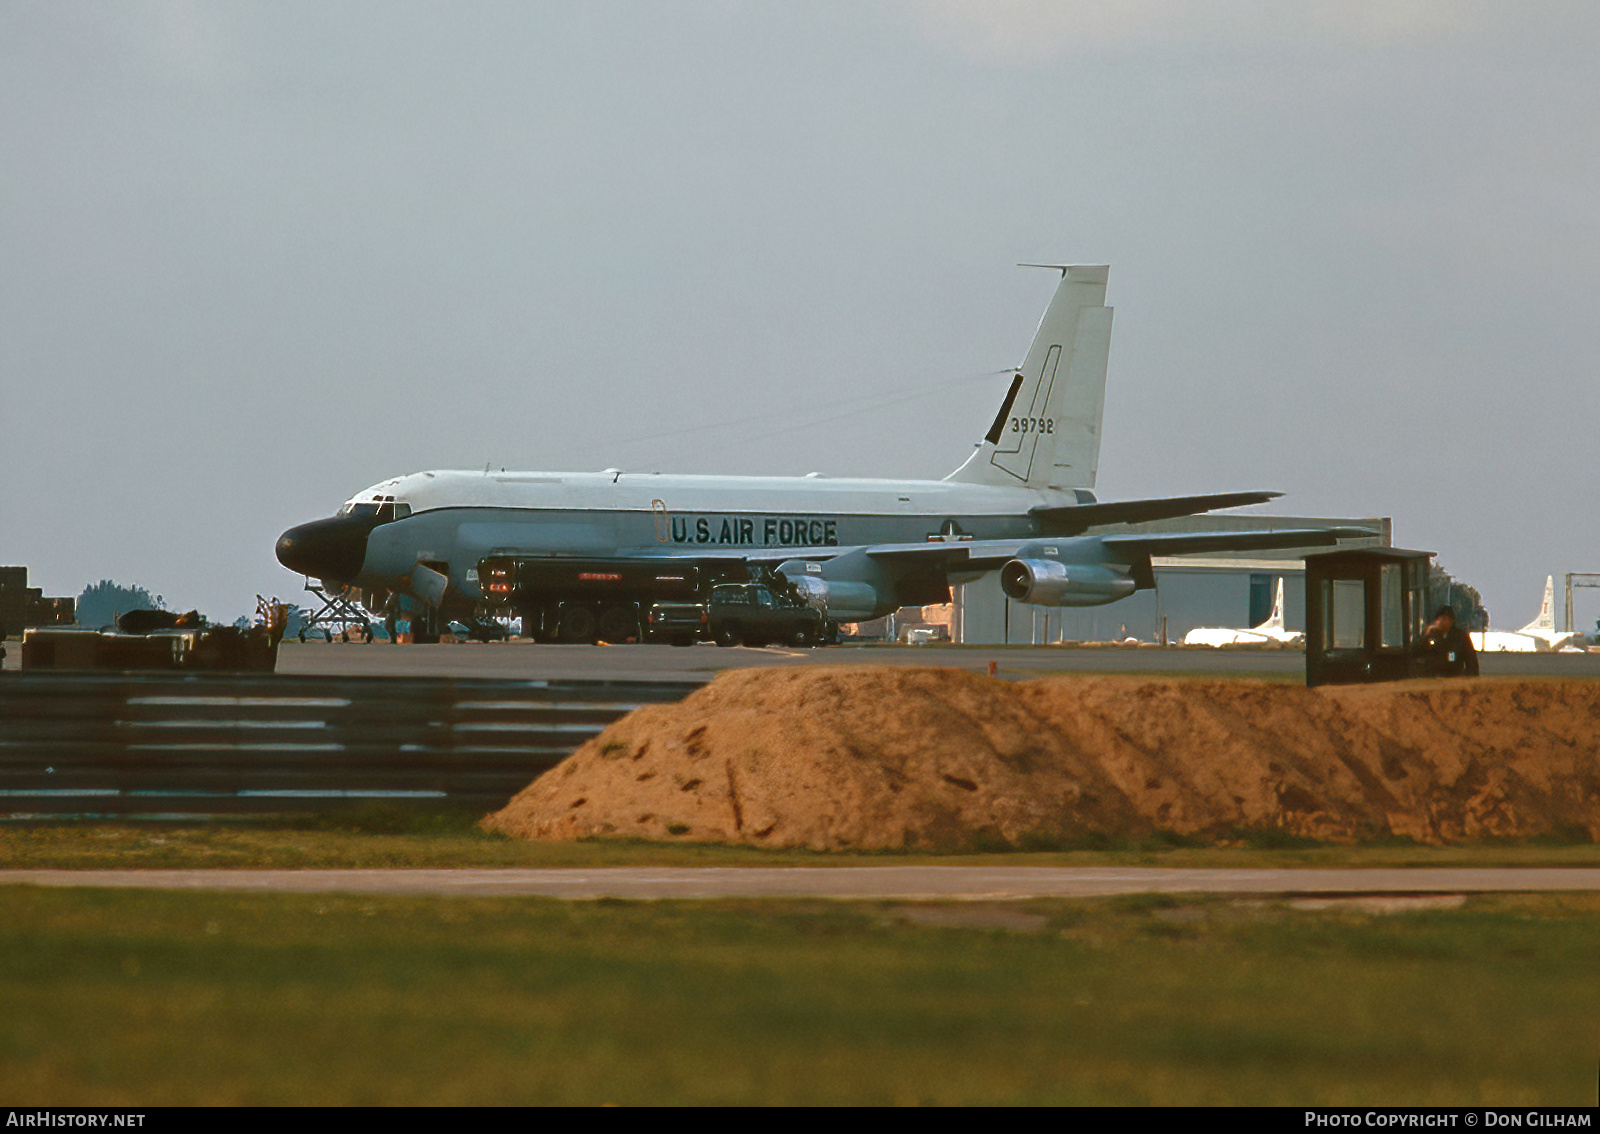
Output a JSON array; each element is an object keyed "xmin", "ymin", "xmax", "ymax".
[{"xmin": 558, "ymin": 604, "xmax": 598, "ymax": 643}]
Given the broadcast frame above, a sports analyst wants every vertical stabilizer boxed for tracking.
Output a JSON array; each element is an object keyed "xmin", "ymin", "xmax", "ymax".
[
  {"xmin": 1254, "ymin": 577, "xmax": 1286, "ymax": 632},
  {"xmin": 945, "ymin": 265, "xmax": 1113, "ymax": 490},
  {"xmin": 1519, "ymin": 576, "xmax": 1557, "ymax": 634}
]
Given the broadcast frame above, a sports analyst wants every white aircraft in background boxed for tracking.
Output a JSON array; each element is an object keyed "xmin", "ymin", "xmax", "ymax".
[
  {"xmin": 276, "ymin": 266, "xmax": 1366, "ymax": 642},
  {"xmin": 1472, "ymin": 576, "xmax": 1583, "ymax": 653},
  {"xmin": 1182, "ymin": 576, "xmax": 1304, "ymax": 646}
]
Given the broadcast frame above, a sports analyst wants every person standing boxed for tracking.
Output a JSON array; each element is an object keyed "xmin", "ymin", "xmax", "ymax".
[{"xmin": 1416, "ymin": 605, "xmax": 1480, "ymax": 677}]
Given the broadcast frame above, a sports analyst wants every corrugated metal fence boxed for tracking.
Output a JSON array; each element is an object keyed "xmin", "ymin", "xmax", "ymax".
[{"xmin": 0, "ymin": 673, "xmax": 700, "ymax": 816}]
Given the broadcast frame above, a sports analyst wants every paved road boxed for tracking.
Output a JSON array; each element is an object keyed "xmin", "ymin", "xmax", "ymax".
[
  {"xmin": 9, "ymin": 637, "xmax": 1596, "ymax": 680},
  {"xmin": 266, "ymin": 639, "xmax": 1600, "ymax": 682},
  {"xmin": 6, "ymin": 866, "xmax": 1600, "ymax": 899},
  {"xmin": 274, "ymin": 638, "xmax": 1307, "ymax": 681}
]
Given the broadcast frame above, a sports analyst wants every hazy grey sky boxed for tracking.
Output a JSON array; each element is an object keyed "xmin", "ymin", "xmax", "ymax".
[{"xmin": 4, "ymin": 1, "xmax": 1597, "ymax": 629}]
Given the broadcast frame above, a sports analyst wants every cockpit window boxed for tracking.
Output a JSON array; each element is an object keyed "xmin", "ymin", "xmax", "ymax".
[{"xmin": 340, "ymin": 496, "xmax": 411, "ymax": 523}]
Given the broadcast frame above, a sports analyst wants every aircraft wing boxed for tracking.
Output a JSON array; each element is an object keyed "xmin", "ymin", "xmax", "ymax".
[
  {"xmin": 729, "ymin": 525, "xmax": 1371, "ymax": 618},
  {"xmin": 738, "ymin": 525, "xmax": 1372, "ymax": 570},
  {"xmin": 1096, "ymin": 526, "xmax": 1376, "ymax": 558},
  {"xmin": 1029, "ymin": 491, "xmax": 1283, "ymax": 533},
  {"xmin": 636, "ymin": 524, "xmax": 1373, "ymax": 620}
]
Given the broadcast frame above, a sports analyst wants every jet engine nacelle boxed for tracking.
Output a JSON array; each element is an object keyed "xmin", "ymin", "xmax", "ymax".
[
  {"xmin": 999, "ymin": 559, "xmax": 1136, "ymax": 607},
  {"xmin": 780, "ymin": 572, "xmax": 884, "ymax": 623},
  {"xmin": 778, "ymin": 557, "xmax": 894, "ymax": 621}
]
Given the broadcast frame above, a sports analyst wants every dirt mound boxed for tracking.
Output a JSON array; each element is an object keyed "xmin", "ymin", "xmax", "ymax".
[{"xmin": 482, "ymin": 668, "xmax": 1600, "ymax": 849}]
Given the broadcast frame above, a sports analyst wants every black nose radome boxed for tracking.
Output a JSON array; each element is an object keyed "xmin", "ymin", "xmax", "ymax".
[{"xmin": 275, "ymin": 516, "xmax": 376, "ymax": 583}]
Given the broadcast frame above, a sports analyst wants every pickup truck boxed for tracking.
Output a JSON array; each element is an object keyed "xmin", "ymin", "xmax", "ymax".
[{"xmin": 707, "ymin": 583, "xmax": 833, "ymax": 648}]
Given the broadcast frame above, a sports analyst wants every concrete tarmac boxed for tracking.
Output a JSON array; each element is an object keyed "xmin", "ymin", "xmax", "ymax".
[
  {"xmin": 272, "ymin": 638, "xmax": 1300, "ymax": 681},
  {"xmin": 9, "ymin": 637, "xmax": 1597, "ymax": 680},
  {"xmin": 6, "ymin": 866, "xmax": 1600, "ymax": 899},
  {"xmin": 266, "ymin": 638, "xmax": 1600, "ymax": 682}
]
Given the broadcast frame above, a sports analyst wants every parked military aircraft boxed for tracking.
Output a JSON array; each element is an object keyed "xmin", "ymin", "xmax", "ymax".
[
  {"xmin": 276, "ymin": 266, "xmax": 1363, "ymax": 642},
  {"xmin": 1182, "ymin": 577, "xmax": 1305, "ymax": 647},
  {"xmin": 1472, "ymin": 576, "xmax": 1584, "ymax": 653}
]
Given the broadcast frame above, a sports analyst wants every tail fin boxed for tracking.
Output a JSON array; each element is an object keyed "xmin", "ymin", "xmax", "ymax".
[
  {"xmin": 945, "ymin": 265, "xmax": 1113, "ymax": 490},
  {"xmin": 1519, "ymin": 576, "xmax": 1557, "ymax": 634},
  {"xmin": 1254, "ymin": 577, "xmax": 1286, "ymax": 632}
]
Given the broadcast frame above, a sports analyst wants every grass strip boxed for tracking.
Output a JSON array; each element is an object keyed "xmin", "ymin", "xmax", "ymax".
[
  {"xmin": 3, "ymin": 812, "xmax": 1599, "ymax": 869},
  {"xmin": 4, "ymin": 887, "xmax": 1598, "ymax": 1105}
]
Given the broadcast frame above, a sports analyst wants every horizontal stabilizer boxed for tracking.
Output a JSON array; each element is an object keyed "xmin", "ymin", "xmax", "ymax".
[{"xmin": 1030, "ymin": 491, "xmax": 1283, "ymax": 533}]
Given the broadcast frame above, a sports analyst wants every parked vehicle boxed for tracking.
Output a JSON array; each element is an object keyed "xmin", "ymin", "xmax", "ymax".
[
  {"xmin": 644, "ymin": 601, "xmax": 707, "ymax": 646},
  {"xmin": 708, "ymin": 583, "xmax": 833, "ymax": 648}
]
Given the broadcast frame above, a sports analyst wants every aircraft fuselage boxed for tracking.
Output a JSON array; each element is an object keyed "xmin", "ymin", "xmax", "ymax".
[
  {"xmin": 276, "ymin": 468, "xmax": 1082, "ymax": 611},
  {"xmin": 273, "ymin": 266, "xmax": 1356, "ymax": 636}
]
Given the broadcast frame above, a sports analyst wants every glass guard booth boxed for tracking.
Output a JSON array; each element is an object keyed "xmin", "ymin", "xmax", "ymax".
[{"xmin": 1304, "ymin": 547, "xmax": 1434, "ymax": 687}]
